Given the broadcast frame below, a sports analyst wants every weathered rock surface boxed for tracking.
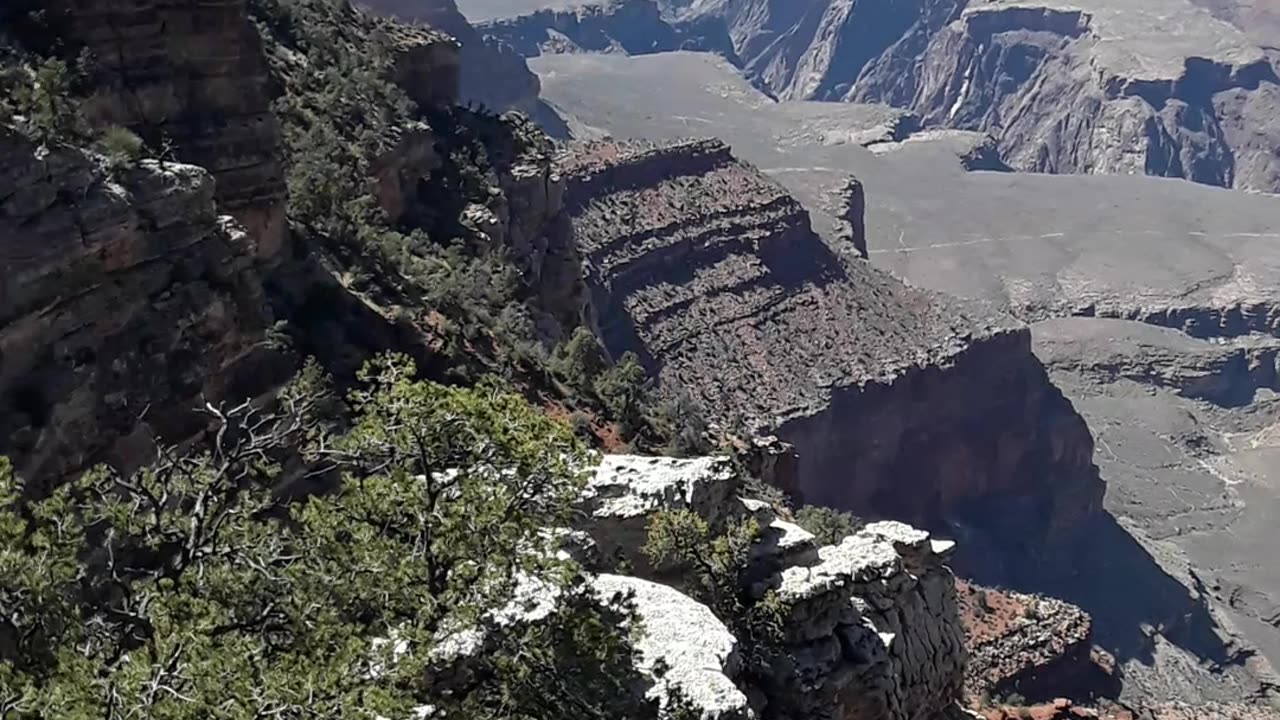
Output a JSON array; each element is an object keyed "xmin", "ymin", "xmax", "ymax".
[
  {"xmin": 387, "ymin": 23, "xmax": 463, "ymax": 110},
  {"xmin": 576, "ymin": 453, "xmax": 970, "ymax": 720},
  {"xmin": 767, "ymin": 521, "xmax": 967, "ymax": 720},
  {"xmin": 47, "ymin": 0, "xmax": 289, "ymax": 257},
  {"xmin": 0, "ymin": 129, "xmax": 276, "ymax": 482},
  {"xmin": 957, "ymin": 581, "xmax": 1119, "ymax": 705},
  {"xmin": 561, "ymin": 136, "xmax": 1102, "ymax": 550},
  {"xmin": 592, "ymin": 573, "xmax": 752, "ymax": 720},
  {"xmin": 579, "ymin": 454, "xmax": 742, "ymax": 569},
  {"xmin": 668, "ymin": 0, "xmax": 1280, "ymax": 192},
  {"xmin": 457, "ymin": 0, "xmax": 738, "ymax": 61},
  {"xmin": 358, "ymin": 0, "xmax": 545, "ymax": 113}
]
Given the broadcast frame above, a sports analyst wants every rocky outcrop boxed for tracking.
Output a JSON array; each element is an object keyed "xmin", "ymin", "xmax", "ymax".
[
  {"xmin": 592, "ymin": 573, "xmax": 753, "ymax": 719},
  {"xmin": 358, "ymin": 0, "xmax": 543, "ymax": 113},
  {"xmin": 1033, "ymin": 317, "xmax": 1280, "ymax": 408},
  {"xmin": 575, "ymin": 452, "xmax": 969, "ymax": 720},
  {"xmin": 767, "ymin": 521, "xmax": 966, "ymax": 720},
  {"xmin": 562, "ymin": 137, "xmax": 1102, "ymax": 550},
  {"xmin": 890, "ymin": 1, "xmax": 1280, "ymax": 191},
  {"xmin": 471, "ymin": 0, "xmax": 738, "ymax": 61},
  {"xmin": 47, "ymin": 0, "xmax": 289, "ymax": 257},
  {"xmin": 387, "ymin": 23, "xmax": 462, "ymax": 109},
  {"xmin": 957, "ymin": 581, "xmax": 1120, "ymax": 705},
  {"xmin": 0, "ymin": 129, "xmax": 277, "ymax": 482}
]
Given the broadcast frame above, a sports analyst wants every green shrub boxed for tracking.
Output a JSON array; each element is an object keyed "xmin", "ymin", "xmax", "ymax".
[
  {"xmin": 794, "ymin": 505, "xmax": 866, "ymax": 546},
  {"xmin": 644, "ymin": 509, "xmax": 784, "ymax": 674},
  {"xmin": 0, "ymin": 356, "xmax": 661, "ymax": 718},
  {"xmin": 94, "ymin": 124, "xmax": 145, "ymax": 169}
]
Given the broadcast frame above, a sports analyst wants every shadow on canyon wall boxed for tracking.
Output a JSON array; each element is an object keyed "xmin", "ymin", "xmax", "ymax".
[{"xmin": 968, "ymin": 508, "xmax": 1246, "ymax": 672}]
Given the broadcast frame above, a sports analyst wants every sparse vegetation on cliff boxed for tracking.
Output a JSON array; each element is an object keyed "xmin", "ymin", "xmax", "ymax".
[
  {"xmin": 0, "ymin": 357, "xmax": 660, "ymax": 718},
  {"xmin": 644, "ymin": 509, "xmax": 785, "ymax": 673}
]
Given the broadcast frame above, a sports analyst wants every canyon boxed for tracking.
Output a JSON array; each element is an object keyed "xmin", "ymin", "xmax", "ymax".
[
  {"xmin": 5, "ymin": 0, "xmax": 1280, "ymax": 716},
  {"xmin": 461, "ymin": 3, "xmax": 1280, "ymax": 707},
  {"xmin": 467, "ymin": 0, "xmax": 1280, "ymax": 193}
]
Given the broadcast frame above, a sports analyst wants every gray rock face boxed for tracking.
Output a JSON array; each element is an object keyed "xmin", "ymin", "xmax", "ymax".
[
  {"xmin": 48, "ymin": 0, "xmax": 290, "ymax": 256},
  {"xmin": 461, "ymin": 0, "xmax": 738, "ymax": 61},
  {"xmin": 765, "ymin": 521, "xmax": 966, "ymax": 720},
  {"xmin": 671, "ymin": 0, "xmax": 1280, "ymax": 192},
  {"xmin": 0, "ymin": 130, "xmax": 277, "ymax": 481},
  {"xmin": 358, "ymin": 0, "xmax": 545, "ymax": 113},
  {"xmin": 579, "ymin": 454, "xmax": 743, "ymax": 570},
  {"xmin": 592, "ymin": 574, "xmax": 752, "ymax": 720},
  {"xmin": 576, "ymin": 454, "xmax": 968, "ymax": 720}
]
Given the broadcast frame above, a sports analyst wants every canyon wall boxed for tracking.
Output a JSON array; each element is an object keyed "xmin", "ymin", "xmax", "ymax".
[
  {"xmin": 670, "ymin": 0, "xmax": 1280, "ymax": 193},
  {"xmin": 578, "ymin": 454, "xmax": 968, "ymax": 720},
  {"xmin": 46, "ymin": 0, "xmax": 290, "ymax": 257},
  {"xmin": 562, "ymin": 138, "xmax": 1103, "ymax": 550},
  {"xmin": 0, "ymin": 129, "xmax": 278, "ymax": 482},
  {"xmin": 358, "ymin": 0, "xmax": 544, "ymax": 113},
  {"xmin": 470, "ymin": 0, "xmax": 738, "ymax": 60}
]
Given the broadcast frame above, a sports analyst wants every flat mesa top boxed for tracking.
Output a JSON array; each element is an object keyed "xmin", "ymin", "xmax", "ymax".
[
  {"xmin": 456, "ymin": 0, "xmax": 600, "ymax": 23},
  {"xmin": 968, "ymin": 0, "xmax": 1265, "ymax": 80}
]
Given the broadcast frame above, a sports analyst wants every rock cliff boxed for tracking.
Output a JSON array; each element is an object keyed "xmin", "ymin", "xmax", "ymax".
[
  {"xmin": 669, "ymin": 0, "xmax": 1280, "ymax": 193},
  {"xmin": 0, "ymin": 128, "xmax": 277, "ymax": 482},
  {"xmin": 562, "ymin": 138, "xmax": 1103, "ymax": 551},
  {"xmin": 45, "ymin": 0, "xmax": 290, "ymax": 257},
  {"xmin": 461, "ymin": 0, "xmax": 738, "ymax": 61},
  {"xmin": 357, "ymin": 0, "xmax": 545, "ymax": 113},
  {"xmin": 577, "ymin": 453, "xmax": 969, "ymax": 720},
  {"xmin": 957, "ymin": 580, "xmax": 1120, "ymax": 706}
]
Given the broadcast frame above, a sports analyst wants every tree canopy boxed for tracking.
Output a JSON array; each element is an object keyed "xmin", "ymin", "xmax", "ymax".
[{"xmin": 0, "ymin": 357, "xmax": 658, "ymax": 719}]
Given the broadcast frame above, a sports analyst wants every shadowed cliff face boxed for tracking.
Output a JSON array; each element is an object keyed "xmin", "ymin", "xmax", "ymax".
[
  {"xmin": 561, "ymin": 137, "xmax": 1104, "ymax": 552},
  {"xmin": 45, "ymin": 0, "xmax": 290, "ymax": 258},
  {"xmin": 0, "ymin": 129, "xmax": 280, "ymax": 482},
  {"xmin": 357, "ymin": 0, "xmax": 546, "ymax": 114}
]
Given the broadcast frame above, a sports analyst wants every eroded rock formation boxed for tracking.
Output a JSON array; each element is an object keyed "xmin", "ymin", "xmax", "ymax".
[
  {"xmin": 0, "ymin": 129, "xmax": 277, "ymax": 482},
  {"xmin": 46, "ymin": 0, "xmax": 290, "ymax": 256},
  {"xmin": 467, "ymin": 0, "xmax": 738, "ymax": 61},
  {"xmin": 357, "ymin": 0, "xmax": 544, "ymax": 113},
  {"xmin": 577, "ymin": 453, "xmax": 969, "ymax": 720},
  {"xmin": 562, "ymin": 137, "xmax": 1103, "ymax": 550},
  {"xmin": 668, "ymin": 0, "xmax": 1280, "ymax": 192},
  {"xmin": 957, "ymin": 581, "xmax": 1120, "ymax": 706}
]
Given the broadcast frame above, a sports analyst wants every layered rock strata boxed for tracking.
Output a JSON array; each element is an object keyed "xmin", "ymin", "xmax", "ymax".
[
  {"xmin": 466, "ymin": 0, "xmax": 737, "ymax": 61},
  {"xmin": 673, "ymin": 0, "xmax": 1280, "ymax": 192},
  {"xmin": 47, "ymin": 0, "xmax": 289, "ymax": 256},
  {"xmin": 577, "ymin": 453, "xmax": 968, "ymax": 720},
  {"xmin": 562, "ymin": 138, "xmax": 1102, "ymax": 545},
  {"xmin": 0, "ymin": 129, "xmax": 275, "ymax": 482}
]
